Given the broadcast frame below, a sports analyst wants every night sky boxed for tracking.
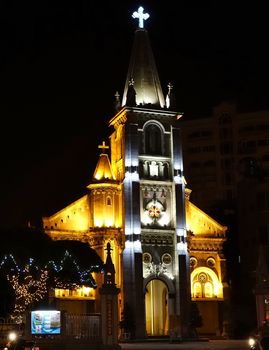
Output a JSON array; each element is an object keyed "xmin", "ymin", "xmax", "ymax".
[{"xmin": 0, "ymin": 1, "xmax": 268, "ymax": 229}]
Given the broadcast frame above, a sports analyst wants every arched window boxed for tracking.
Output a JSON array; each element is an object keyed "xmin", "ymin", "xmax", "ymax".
[
  {"xmin": 194, "ymin": 282, "xmax": 202, "ymax": 298},
  {"xmin": 107, "ymin": 197, "xmax": 112, "ymax": 206},
  {"xmin": 145, "ymin": 124, "xmax": 162, "ymax": 155},
  {"xmin": 205, "ymin": 282, "xmax": 213, "ymax": 298},
  {"xmin": 191, "ymin": 267, "xmax": 223, "ymax": 299},
  {"xmin": 163, "ymin": 163, "xmax": 169, "ymax": 179}
]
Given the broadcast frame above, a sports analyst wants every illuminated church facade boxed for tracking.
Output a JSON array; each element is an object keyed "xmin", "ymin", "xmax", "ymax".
[{"xmin": 43, "ymin": 7, "xmax": 228, "ymax": 338}]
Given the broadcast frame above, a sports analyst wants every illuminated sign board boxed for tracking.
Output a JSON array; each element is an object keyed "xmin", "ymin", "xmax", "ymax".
[{"xmin": 31, "ymin": 310, "xmax": 61, "ymax": 335}]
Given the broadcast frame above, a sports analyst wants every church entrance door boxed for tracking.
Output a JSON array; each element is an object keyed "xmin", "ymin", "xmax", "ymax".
[{"xmin": 145, "ymin": 279, "xmax": 168, "ymax": 336}]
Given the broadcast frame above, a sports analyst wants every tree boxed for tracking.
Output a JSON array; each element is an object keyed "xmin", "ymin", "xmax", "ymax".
[
  {"xmin": 0, "ymin": 227, "xmax": 103, "ymax": 321},
  {"xmin": 6, "ymin": 262, "xmax": 49, "ymax": 323}
]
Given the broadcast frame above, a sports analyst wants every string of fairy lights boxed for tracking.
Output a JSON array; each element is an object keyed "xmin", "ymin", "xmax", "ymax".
[
  {"xmin": 0, "ymin": 250, "xmax": 100, "ymax": 323},
  {"xmin": 7, "ymin": 268, "xmax": 49, "ymax": 323}
]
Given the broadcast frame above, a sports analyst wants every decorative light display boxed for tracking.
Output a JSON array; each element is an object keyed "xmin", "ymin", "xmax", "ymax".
[
  {"xmin": 0, "ymin": 251, "xmax": 101, "ymax": 323},
  {"xmin": 0, "ymin": 255, "xmax": 50, "ymax": 323},
  {"xmin": 7, "ymin": 267, "xmax": 49, "ymax": 323},
  {"xmin": 48, "ymin": 250, "xmax": 98, "ymax": 290}
]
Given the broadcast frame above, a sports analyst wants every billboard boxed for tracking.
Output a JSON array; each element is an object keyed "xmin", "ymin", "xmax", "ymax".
[{"xmin": 31, "ymin": 310, "xmax": 61, "ymax": 335}]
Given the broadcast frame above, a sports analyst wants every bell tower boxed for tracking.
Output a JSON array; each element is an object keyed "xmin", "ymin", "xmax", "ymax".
[{"xmin": 109, "ymin": 6, "xmax": 190, "ymax": 339}]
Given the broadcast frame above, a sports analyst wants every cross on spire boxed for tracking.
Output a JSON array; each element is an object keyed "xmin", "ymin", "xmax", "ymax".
[
  {"xmin": 132, "ymin": 6, "xmax": 149, "ymax": 29},
  {"xmin": 168, "ymin": 82, "xmax": 173, "ymax": 94},
  {"xmin": 98, "ymin": 141, "xmax": 109, "ymax": 153}
]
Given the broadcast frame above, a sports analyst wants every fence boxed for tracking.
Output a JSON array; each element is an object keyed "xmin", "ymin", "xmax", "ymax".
[
  {"xmin": 0, "ymin": 313, "xmax": 102, "ymax": 350},
  {"xmin": 64, "ymin": 313, "xmax": 101, "ymax": 342}
]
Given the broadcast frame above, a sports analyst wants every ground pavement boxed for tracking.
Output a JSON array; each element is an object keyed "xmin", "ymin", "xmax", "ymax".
[{"xmin": 120, "ymin": 339, "xmax": 250, "ymax": 350}]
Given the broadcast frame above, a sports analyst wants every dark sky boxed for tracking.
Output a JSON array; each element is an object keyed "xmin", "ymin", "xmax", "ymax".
[{"xmin": 0, "ymin": 1, "xmax": 268, "ymax": 229}]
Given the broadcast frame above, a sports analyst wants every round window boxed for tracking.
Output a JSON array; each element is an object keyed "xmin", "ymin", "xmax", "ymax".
[
  {"xmin": 207, "ymin": 257, "xmax": 216, "ymax": 267},
  {"xmin": 198, "ymin": 273, "xmax": 207, "ymax": 283},
  {"xmin": 143, "ymin": 252, "xmax": 152, "ymax": 264},
  {"xmin": 190, "ymin": 257, "xmax": 197, "ymax": 268},
  {"xmin": 162, "ymin": 253, "xmax": 172, "ymax": 265}
]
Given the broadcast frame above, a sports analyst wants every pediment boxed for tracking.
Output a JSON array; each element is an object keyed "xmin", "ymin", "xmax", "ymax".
[{"xmin": 186, "ymin": 201, "xmax": 227, "ymax": 237}]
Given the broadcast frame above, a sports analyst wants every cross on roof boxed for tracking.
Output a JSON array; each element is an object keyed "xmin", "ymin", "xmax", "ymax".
[
  {"xmin": 98, "ymin": 141, "xmax": 109, "ymax": 153},
  {"xmin": 115, "ymin": 91, "xmax": 120, "ymax": 100},
  {"xmin": 132, "ymin": 6, "xmax": 149, "ymax": 29}
]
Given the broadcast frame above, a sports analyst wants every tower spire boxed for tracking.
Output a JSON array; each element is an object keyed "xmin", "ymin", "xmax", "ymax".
[
  {"xmin": 121, "ymin": 6, "xmax": 165, "ymax": 109},
  {"xmin": 103, "ymin": 242, "xmax": 116, "ymax": 287},
  {"xmin": 92, "ymin": 141, "xmax": 114, "ymax": 181}
]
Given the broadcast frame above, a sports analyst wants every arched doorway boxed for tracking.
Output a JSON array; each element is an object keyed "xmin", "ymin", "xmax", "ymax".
[{"xmin": 145, "ymin": 279, "xmax": 168, "ymax": 336}]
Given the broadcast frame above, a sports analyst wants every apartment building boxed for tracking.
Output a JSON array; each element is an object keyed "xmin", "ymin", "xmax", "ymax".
[{"xmin": 181, "ymin": 101, "xmax": 269, "ymax": 331}]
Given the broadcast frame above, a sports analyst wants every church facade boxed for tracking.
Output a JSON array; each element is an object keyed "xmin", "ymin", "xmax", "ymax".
[{"xmin": 43, "ymin": 7, "xmax": 228, "ymax": 338}]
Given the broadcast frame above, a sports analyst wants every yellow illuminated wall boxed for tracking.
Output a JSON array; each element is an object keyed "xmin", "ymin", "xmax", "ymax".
[
  {"xmin": 191, "ymin": 267, "xmax": 223, "ymax": 299},
  {"xmin": 88, "ymin": 184, "xmax": 122, "ymax": 229},
  {"xmin": 43, "ymin": 196, "xmax": 90, "ymax": 232}
]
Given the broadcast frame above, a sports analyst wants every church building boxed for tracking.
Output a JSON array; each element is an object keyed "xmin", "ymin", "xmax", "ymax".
[{"xmin": 43, "ymin": 7, "xmax": 228, "ymax": 338}]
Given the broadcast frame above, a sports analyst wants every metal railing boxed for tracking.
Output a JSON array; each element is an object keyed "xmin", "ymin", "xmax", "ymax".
[{"xmin": 64, "ymin": 313, "xmax": 101, "ymax": 342}]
